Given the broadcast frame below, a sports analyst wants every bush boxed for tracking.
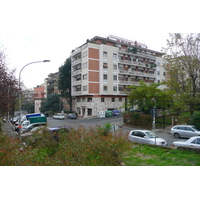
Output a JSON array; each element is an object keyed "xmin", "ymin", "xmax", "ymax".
[
  {"xmin": 188, "ymin": 111, "xmax": 200, "ymax": 129},
  {"xmin": 123, "ymin": 112, "xmax": 153, "ymax": 129},
  {"xmin": 0, "ymin": 126, "xmax": 131, "ymax": 166}
]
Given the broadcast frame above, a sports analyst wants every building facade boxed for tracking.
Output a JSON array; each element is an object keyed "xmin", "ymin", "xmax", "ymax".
[
  {"xmin": 71, "ymin": 35, "xmax": 166, "ymax": 118},
  {"xmin": 33, "ymin": 85, "xmax": 45, "ymax": 113}
]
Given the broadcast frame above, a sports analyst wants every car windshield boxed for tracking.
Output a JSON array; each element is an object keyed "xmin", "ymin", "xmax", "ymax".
[{"xmin": 144, "ymin": 131, "xmax": 158, "ymax": 138}]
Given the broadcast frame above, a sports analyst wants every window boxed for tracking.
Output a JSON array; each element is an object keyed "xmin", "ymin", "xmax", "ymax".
[
  {"xmin": 113, "ymin": 53, "xmax": 117, "ymax": 60},
  {"xmin": 103, "ymin": 63, "xmax": 108, "ymax": 68},
  {"xmin": 87, "ymin": 97, "xmax": 92, "ymax": 102},
  {"xmin": 103, "ymin": 86, "xmax": 107, "ymax": 91},
  {"xmin": 83, "ymin": 85, "xmax": 87, "ymax": 91},
  {"xmin": 103, "ymin": 74, "xmax": 107, "ymax": 80},
  {"xmin": 163, "ymin": 72, "xmax": 166, "ymax": 76},
  {"xmin": 101, "ymin": 97, "xmax": 105, "ymax": 102},
  {"xmin": 83, "ymin": 62, "xmax": 88, "ymax": 69},
  {"xmin": 77, "ymin": 98, "xmax": 81, "ymax": 102},
  {"xmin": 88, "ymin": 108, "xmax": 92, "ymax": 116},
  {"xmin": 157, "ymin": 71, "xmax": 160, "ymax": 75},
  {"xmin": 113, "ymin": 86, "xmax": 117, "ymax": 91},
  {"xmin": 82, "ymin": 51, "xmax": 87, "ymax": 57},
  {"xmin": 103, "ymin": 51, "xmax": 107, "ymax": 58},
  {"xmin": 112, "ymin": 98, "xmax": 115, "ymax": 102},
  {"xmin": 83, "ymin": 74, "xmax": 88, "ymax": 80},
  {"xmin": 113, "ymin": 75, "xmax": 117, "ymax": 80},
  {"xmin": 119, "ymin": 97, "xmax": 122, "ymax": 102},
  {"xmin": 82, "ymin": 98, "xmax": 86, "ymax": 102},
  {"xmin": 113, "ymin": 64, "xmax": 117, "ymax": 69}
]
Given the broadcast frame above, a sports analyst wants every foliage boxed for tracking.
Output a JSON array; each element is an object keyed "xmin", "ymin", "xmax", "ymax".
[
  {"xmin": 44, "ymin": 94, "xmax": 63, "ymax": 114},
  {"xmin": 188, "ymin": 111, "xmax": 200, "ymax": 129},
  {"xmin": 127, "ymin": 81, "xmax": 173, "ymax": 114},
  {"xmin": 163, "ymin": 33, "xmax": 200, "ymax": 116},
  {"xmin": 21, "ymin": 102, "xmax": 34, "ymax": 113},
  {"xmin": 58, "ymin": 58, "xmax": 73, "ymax": 111},
  {"xmin": 0, "ymin": 48, "xmax": 18, "ymax": 116},
  {"xmin": 97, "ymin": 123, "xmax": 112, "ymax": 136},
  {"xmin": 0, "ymin": 126, "xmax": 131, "ymax": 166},
  {"xmin": 123, "ymin": 112, "xmax": 153, "ymax": 129}
]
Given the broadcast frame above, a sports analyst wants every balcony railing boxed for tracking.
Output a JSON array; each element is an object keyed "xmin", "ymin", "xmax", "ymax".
[
  {"xmin": 72, "ymin": 80, "xmax": 82, "ymax": 86},
  {"xmin": 72, "ymin": 58, "xmax": 82, "ymax": 67},
  {"xmin": 118, "ymin": 80, "xmax": 152, "ymax": 85},
  {"xmin": 119, "ymin": 70, "xmax": 156, "ymax": 78},
  {"xmin": 119, "ymin": 49, "xmax": 156, "ymax": 60},
  {"xmin": 72, "ymin": 69, "xmax": 82, "ymax": 76}
]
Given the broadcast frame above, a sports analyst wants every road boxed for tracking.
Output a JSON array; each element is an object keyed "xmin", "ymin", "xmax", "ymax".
[{"xmin": 47, "ymin": 115, "xmax": 184, "ymax": 147}]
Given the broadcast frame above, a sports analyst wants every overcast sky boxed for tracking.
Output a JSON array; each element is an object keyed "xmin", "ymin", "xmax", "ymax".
[{"xmin": 0, "ymin": 0, "xmax": 198, "ymax": 89}]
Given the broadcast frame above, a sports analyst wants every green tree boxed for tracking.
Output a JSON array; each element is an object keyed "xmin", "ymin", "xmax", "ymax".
[
  {"xmin": 44, "ymin": 94, "xmax": 63, "ymax": 114},
  {"xmin": 127, "ymin": 81, "xmax": 173, "ymax": 114},
  {"xmin": 58, "ymin": 58, "xmax": 73, "ymax": 112},
  {"xmin": 163, "ymin": 33, "xmax": 200, "ymax": 116},
  {"xmin": 21, "ymin": 102, "xmax": 34, "ymax": 113}
]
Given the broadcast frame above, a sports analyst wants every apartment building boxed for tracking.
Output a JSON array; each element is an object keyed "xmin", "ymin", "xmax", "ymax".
[{"xmin": 71, "ymin": 35, "xmax": 166, "ymax": 118}]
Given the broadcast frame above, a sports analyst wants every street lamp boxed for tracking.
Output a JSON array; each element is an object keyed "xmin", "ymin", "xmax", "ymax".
[{"xmin": 18, "ymin": 60, "xmax": 50, "ymax": 139}]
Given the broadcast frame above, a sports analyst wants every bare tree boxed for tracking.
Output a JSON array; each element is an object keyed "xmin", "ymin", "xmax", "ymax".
[
  {"xmin": 0, "ymin": 48, "xmax": 19, "ymax": 117},
  {"xmin": 163, "ymin": 33, "xmax": 200, "ymax": 116}
]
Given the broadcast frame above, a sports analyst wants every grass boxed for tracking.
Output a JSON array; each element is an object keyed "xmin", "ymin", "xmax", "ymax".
[
  {"xmin": 1, "ymin": 121, "xmax": 200, "ymax": 166},
  {"xmin": 123, "ymin": 144, "xmax": 200, "ymax": 166}
]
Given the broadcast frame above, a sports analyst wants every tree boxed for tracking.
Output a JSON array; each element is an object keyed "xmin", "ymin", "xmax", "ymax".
[
  {"xmin": 127, "ymin": 81, "xmax": 173, "ymax": 114},
  {"xmin": 0, "ymin": 47, "xmax": 19, "ymax": 117},
  {"xmin": 44, "ymin": 94, "xmax": 63, "ymax": 114},
  {"xmin": 21, "ymin": 102, "xmax": 34, "ymax": 113},
  {"xmin": 163, "ymin": 33, "xmax": 200, "ymax": 116},
  {"xmin": 58, "ymin": 58, "xmax": 73, "ymax": 111}
]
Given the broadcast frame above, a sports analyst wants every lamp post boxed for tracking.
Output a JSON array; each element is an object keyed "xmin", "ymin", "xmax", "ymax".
[{"xmin": 18, "ymin": 60, "xmax": 50, "ymax": 139}]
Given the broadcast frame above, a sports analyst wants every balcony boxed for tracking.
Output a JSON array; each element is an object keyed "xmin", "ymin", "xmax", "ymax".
[
  {"xmin": 119, "ymin": 59, "xmax": 146, "ymax": 67},
  {"xmin": 118, "ymin": 70, "xmax": 156, "ymax": 78},
  {"xmin": 72, "ymin": 80, "xmax": 82, "ymax": 86},
  {"xmin": 72, "ymin": 58, "xmax": 82, "ymax": 67},
  {"xmin": 119, "ymin": 49, "xmax": 156, "ymax": 60},
  {"xmin": 72, "ymin": 69, "xmax": 82, "ymax": 76},
  {"xmin": 118, "ymin": 80, "xmax": 152, "ymax": 86}
]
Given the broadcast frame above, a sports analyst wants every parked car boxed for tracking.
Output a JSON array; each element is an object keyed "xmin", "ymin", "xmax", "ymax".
[
  {"xmin": 21, "ymin": 126, "xmax": 70, "ymax": 142},
  {"xmin": 128, "ymin": 130, "xmax": 168, "ymax": 146},
  {"xmin": 170, "ymin": 125, "xmax": 200, "ymax": 139},
  {"xmin": 173, "ymin": 136, "xmax": 200, "ymax": 148},
  {"xmin": 112, "ymin": 110, "xmax": 120, "ymax": 116},
  {"xmin": 21, "ymin": 126, "xmax": 45, "ymax": 138},
  {"xmin": 53, "ymin": 113, "xmax": 65, "ymax": 120},
  {"xmin": 67, "ymin": 113, "xmax": 77, "ymax": 119},
  {"xmin": 20, "ymin": 122, "xmax": 47, "ymax": 134}
]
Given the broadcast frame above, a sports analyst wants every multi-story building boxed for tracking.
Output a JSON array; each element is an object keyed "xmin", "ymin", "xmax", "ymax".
[
  {"xmin": 33, "ymin": 85, "xmax": 45, "ymax": 113},
  {"xmin": 71, "ymin": 35, "xmax": 166, "ymax": 118},
  {"xmin": 45, "ymin": 72, "xmax": 60, "ymax": 96}
]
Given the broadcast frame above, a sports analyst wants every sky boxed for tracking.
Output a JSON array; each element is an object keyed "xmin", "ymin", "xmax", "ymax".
[{"xmin": 0, "ymin": 0, "xmax": 198, "ymax": 90}]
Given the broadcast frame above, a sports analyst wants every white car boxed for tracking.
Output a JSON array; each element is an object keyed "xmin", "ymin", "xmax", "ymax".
[
  {"xmin": 171, "ymin": 125, "xmax": 200, "ymax": 138},
  {"xmin": 128, "ymin": 130, "xmax": 168, "ymax": 146},
  {"xmin": 53, "ymin": 113, "xmax": 65, "ymax": 120},
  {"xmin": 173, "ymin": 136, "xmax": 200, "ymax": 148}
]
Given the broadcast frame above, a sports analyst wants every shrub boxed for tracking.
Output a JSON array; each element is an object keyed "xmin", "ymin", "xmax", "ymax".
[
  {"xmin": 0, "ymin": 126, "xmax": 131, "ymax": 166},
  {"xmin": 188, "ymin": 111, "xmax": 200, "ymax": 129}
]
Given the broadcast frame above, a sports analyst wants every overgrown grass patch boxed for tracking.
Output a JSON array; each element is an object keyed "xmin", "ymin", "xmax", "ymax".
[{"xmin": 123, "ymin": 144, "xmax": 200, "ymax": 166}]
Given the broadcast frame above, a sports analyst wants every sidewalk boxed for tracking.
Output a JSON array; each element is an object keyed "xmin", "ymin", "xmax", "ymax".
[{"xmin": 2, "ymin": 120, "xmax": 18, "ymax": 138}]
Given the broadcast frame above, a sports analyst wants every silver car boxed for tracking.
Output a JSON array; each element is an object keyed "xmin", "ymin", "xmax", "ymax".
[
  {"xmin": 128, "ymin": 130, "xmax": 167, "ymax": 146},
  {"xmin": 173, "ymin": 136, "xmax": 200, "ymax": 148},
  {"xmin": 171, "ymin": 125, "xmax": 200, "ymax": 139}
]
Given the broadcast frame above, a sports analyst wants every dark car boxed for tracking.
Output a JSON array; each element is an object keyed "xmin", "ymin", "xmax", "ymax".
[{"xmin": 67, "ymin": 113, "xmax": 77, "ymax": 119}]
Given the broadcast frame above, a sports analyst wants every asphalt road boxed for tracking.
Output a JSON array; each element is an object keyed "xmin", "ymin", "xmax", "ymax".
[{"xmin": 47, "ymin": 115, "xmax": 184, "ymax": 147}]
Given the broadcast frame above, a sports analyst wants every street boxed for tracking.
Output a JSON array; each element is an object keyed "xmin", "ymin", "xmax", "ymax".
[{"xmin": 47, "ymin": 115, "xmax": 183, "ymax": 147}]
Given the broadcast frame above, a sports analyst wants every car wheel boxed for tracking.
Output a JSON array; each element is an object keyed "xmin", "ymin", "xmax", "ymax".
[{"xmin": 174, "ymin": 133, "xmax": 180, "ymax": 139}]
